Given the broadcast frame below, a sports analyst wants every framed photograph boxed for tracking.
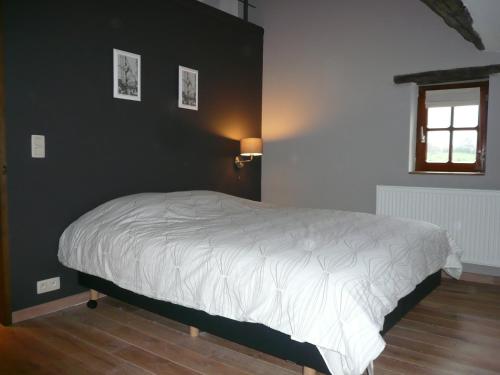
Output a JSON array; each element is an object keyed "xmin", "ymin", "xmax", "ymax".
[
  {"xmin": 113, "ymin": 49, "xmax": 141, "ymax": 101},
  {"xmin": 178, "ymin": 66, "xmax": 198, "ymax": 110}
]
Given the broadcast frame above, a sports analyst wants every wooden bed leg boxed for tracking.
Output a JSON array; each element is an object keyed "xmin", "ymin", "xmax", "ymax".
[
  {"xmin": 189, "ymin": 326, "xmax": 200, "ymax": 337},
  {"xmin": 86, "ymin": 289, "xmax": 99, "ymax": 309},
  {"xmin": 303, "ymin": 367, "xmax": 317, "ymax": 375}
]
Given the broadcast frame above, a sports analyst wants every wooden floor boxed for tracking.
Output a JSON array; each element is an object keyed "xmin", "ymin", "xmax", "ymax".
[{"xmin": 1, "ymin": 279, "xmax": 499, "ymax": 374}]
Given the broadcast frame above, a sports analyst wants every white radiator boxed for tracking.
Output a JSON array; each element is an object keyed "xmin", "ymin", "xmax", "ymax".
[{"xmin": 376, "ymin": 185, "xmax": 500, "ymax": 267}]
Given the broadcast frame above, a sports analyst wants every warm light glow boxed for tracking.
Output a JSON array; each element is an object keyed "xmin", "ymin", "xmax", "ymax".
[
  {"xmin": 261, "ymin": 89, "xmax": 322, "ymax": 141},
  {"xmin": 240, "ymin": 138, "xmax": 263, "ymax": 156},
  {"xmin": 204, "ymin": 79, "xmax": 326, "ymax": 143},
  {"xmin": 210, "ymin": 114, "xmax": 250, "ymax": 141}
]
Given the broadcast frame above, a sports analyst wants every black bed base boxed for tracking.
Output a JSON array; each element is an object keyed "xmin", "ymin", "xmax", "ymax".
[{"xmin": 78, "ymin": 271, "xmax": 441, "ymax": 374}]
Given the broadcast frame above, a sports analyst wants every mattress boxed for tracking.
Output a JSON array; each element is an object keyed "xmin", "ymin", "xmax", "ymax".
[{"xmin": 58, "ymin": 191, "xmax": 462, "ymax": 375}]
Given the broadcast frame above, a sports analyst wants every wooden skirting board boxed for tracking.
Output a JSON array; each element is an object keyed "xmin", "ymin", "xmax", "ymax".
[
  {"xmin": 11, "ymin": 291, "xmax": 104, "ymax": 324},
  {"xmin": 10, "ymin": 270, "xmax": 500, "ymax": 324},
  {"xmin": 442, "ymin": 270, "xmax": 500, "ymax": 286}
]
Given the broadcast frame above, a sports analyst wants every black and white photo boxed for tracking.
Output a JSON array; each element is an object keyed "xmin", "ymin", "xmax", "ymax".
[
  {"xmin": 113, "ymin": 49, "xmax": 141, "ymax": 101},
  {"xmin": 178, "ymin": 66, "xmax": 198, "ymax": 110}
]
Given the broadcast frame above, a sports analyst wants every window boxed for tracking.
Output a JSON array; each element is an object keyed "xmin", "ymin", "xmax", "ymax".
[{"xmin": 415, "ymin": 81, "xmax": 488, "ymax": 173}]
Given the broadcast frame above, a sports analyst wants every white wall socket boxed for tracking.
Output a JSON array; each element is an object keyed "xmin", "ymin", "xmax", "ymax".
[
  {"xmin": 31, "ymin": 135, "xmax": 46, "ymax": 158},
  {"xmin": 37, "ymin": 277, "xmax": 60, "ymax": 294}
]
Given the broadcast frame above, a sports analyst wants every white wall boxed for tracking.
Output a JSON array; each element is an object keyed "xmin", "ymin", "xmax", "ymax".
[{"xmin": 254, "ymin": 0, "xmax": 500, "ymax": 213}]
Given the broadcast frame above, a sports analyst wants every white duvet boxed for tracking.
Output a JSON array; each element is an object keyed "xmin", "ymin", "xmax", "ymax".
[{"xmin": 58, "ymin": 191, "xmax": 462, "ymax": 375}]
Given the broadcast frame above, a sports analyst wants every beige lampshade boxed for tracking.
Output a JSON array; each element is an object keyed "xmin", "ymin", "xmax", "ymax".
[{"xmin": 240, "ymin": 138, "xmax": 263, "ymax": 156}]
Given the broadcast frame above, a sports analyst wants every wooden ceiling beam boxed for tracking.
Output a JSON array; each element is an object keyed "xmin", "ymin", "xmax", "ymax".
[
  {"xmin": 394, "ymin": 64, "xmax": 500, "ymax": 85},
  {"xmin": 420, "ymin": 0, "xmax": 485, "ymax": 50}
]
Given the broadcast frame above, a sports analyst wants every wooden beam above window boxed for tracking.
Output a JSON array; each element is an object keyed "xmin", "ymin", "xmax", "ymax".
[
  {"xmin": 420, "ymin": 0, "xmax": 484, "ymax": 50},
  {"xmin": 394, "ymin": 64, "xmax": 500, "ymax": 85}
]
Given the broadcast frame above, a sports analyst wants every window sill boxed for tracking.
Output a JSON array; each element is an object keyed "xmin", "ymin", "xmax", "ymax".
[{"xmin": 410, "ymin": 171, "xmax": 485, "ymax": 176}]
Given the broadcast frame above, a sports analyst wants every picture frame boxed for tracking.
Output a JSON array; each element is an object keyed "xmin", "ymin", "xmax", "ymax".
[
  {"xmin": 113, "ymin": 49, "xmax": 141, "ymax": 101},
  {"xmin": 178, "ymin": 66, "xmax": 198, "ymax": 110}
]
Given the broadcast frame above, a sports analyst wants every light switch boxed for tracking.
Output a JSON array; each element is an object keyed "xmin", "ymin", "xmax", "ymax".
[{"xmin": 31, "ymin": 135, "xmax": 45, "ymax": 158}]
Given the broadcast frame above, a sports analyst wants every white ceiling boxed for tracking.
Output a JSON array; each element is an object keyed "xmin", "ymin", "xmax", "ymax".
[
  {"xmin": 198, "ymin": 0, "xmax": 500, "ymax": 52},
  {"xmin": 197, "ymin": 0, "xmax": 240, "ymax": 17},
  {"xmin": 462, "ymin": 0, "xmax": 500, "ymax": 52}
]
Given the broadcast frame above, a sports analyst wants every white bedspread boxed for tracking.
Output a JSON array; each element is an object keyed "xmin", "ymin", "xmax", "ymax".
[{"xmin": 58, "ymin": 191, "xmax": 462, "ymax": 375}]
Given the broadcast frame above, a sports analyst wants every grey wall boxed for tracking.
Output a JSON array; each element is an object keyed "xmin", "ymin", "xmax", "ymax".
[{"xmin": 254, "ymin": 0, "xmax": 500, "ymax": 213}]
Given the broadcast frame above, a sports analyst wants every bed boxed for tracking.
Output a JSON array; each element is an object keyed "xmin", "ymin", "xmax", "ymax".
[{"xmin": 58, "ymin": 191, "xmax": 462, "ymax": 375}]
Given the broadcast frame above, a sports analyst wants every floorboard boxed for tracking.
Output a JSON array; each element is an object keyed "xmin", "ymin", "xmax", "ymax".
[{"xmin": 0, "ymin": 278, "xmax": 499, "ymax": 374}]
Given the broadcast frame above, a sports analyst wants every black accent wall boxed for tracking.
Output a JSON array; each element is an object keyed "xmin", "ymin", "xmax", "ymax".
[{"xmin": 4, "ymin": 0, "xmax": 263, "ymax": 310}]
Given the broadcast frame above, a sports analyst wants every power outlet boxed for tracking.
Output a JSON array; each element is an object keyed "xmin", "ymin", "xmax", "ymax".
[
  {"xmin": 37, "ymin": 277, "xmax": 60, "ymax": 294},
  {"xmin": 31, "ymin": 135, "xmax": 46, "ymax": 158}
]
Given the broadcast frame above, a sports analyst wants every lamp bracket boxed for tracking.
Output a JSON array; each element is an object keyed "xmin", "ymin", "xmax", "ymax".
[{"xmin": 235, "ymin": 155, "xmax": 254, "ymax": 169}]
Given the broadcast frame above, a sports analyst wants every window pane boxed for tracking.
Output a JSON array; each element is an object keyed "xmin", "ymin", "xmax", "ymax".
[
  {"xmin": 426, "ymin": 131, "xmax": 450, "ymax": 163},
  {"xmin": 454, "ymin": 105, "xmax": 479, "ymax": 128},
  {"xmin": 428, "ymin": 107, "xmax": 451, "ymax": 129},
  {"xmin": 452, "ymin": 130, "xmax": 477, "ymax": 163}
]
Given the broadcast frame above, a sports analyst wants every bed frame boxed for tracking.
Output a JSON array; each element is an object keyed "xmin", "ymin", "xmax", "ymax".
[{"xmin": 79, "ymin": 271, "xmax": 441, "ymax": 375}]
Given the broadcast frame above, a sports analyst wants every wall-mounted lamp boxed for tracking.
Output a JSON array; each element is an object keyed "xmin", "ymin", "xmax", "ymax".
[{"xmin": 235, "ymin": 137, "xmax": 263, "ymax": 168}]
